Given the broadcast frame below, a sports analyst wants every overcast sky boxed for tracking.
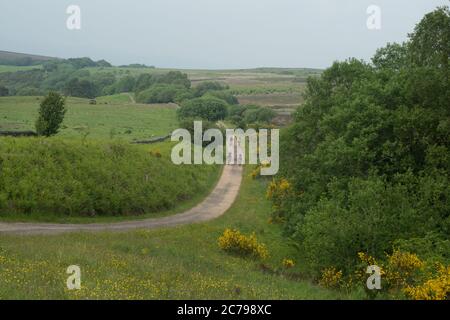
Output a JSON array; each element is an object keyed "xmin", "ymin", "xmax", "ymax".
[{"xmin": 1, "ymin": 0, "xmax": 448, "ymax": 69}]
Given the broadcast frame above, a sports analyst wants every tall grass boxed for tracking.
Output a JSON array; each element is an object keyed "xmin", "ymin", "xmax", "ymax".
[{"xmin": 0, "ymin": 137, "xmax": 219, "ymax": 218}]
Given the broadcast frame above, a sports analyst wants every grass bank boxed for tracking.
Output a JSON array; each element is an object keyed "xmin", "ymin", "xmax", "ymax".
[{"xmin": 0, "ymin": 138, "xmax": 220, "ymax": 222}]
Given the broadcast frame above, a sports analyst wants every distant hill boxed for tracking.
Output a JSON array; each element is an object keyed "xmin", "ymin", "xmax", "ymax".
[{"xmin": 0, "ymin": 50, "xmax": 58, "ymax": 66}]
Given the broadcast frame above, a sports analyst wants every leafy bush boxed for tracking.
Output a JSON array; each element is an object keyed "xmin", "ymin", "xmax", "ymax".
[
  {"xmin": 218, "ymin": 229, "xmax": 269, "ymax": 260},
  {"xmin": 177, "ymin": 96, "xmax": 228, "ymax": 122},
  {"xmin": 35, "ymin": 92, "xmax": 66, "ymax": 136},
  {"xmin": 242, "ymin": 107, "xmax": 276, "ymax": 124},
  {"xmin": 227, "ymin": 105, "xmax": 275, "ymax": 127},
  {"xmin": 194, "ymin": 81, "xmax": 229, "ymax": 97}
]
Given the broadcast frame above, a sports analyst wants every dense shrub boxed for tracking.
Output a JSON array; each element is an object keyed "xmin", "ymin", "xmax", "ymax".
[
  {"xmin": 134, "ymin": 71, "xmax": 190, "ymax": 94},
  {"xmin": 273, "ymin": 7, "xmax": 450, "ymax": 277},
  {"xmin": 177, "ymin": 96, "xmax": 228, "ymax": 122},
  {"xmin": 242, "ymin": 107, "xmax": 276, "ymax": 124},
  {"xmin": 194, "ymin": 81, "xmax": 229, "ymax": 97},
  {"xmin": 63, "ymin": 77, "xmax": 97, "ymax": 98},
  {"xmin": 227, "ymin": 104, "xmax": 275, "ymax": 127},
  {"xmin": 0, "ymin": 138, "xmax": 219, "ymax": 217}
]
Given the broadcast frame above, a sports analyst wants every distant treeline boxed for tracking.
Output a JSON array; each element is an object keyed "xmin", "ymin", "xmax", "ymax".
[
  {"xmin": 0, "ymin": 56, "xmax": 41, "ymax": 66},
  {"xmin": 0, "ymin": 57, "xmax": 114, "ymax": 97}
]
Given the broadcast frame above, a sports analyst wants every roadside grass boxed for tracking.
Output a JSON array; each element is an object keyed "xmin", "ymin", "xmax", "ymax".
[
  {"xmin": 0, "ymin": 167, "xmax": 356, "ymax": 299},
  {"xmin": 0, "ymin": 96, "xmax": 177, "ymax": 140}
]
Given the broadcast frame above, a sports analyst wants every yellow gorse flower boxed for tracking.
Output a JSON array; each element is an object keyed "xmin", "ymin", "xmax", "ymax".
[
  {"xmin": 404, "ymin": 264, "xmax": 450, "ymax": 300},
  {"xmin": 218, "ymin": 228, "xmax": 269, "ymax": 260},
  {"xmin": 282, "ymin": 258, "xmax": 295, "ymax": 268},
  {"xmin": 319, "ymin": 267, "xmax": 343, "ymax": 289}
]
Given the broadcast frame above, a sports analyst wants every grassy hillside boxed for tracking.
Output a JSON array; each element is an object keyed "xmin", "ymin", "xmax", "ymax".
[
  {"xmin": 0, "ymin": 51, "xmax": 55, "ymax": 67},
  {"xmin": 0, "ymin": 138, "xmax": 220, "ymax": 221},
  {"xmin": 0, "ymin": 167, "xmax": 352, "ymax": 299},
  {"xmin": 0, "ymin": 96, "xmax": 177, "ymax": 140}
]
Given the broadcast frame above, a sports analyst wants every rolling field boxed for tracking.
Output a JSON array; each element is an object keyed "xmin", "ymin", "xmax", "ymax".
[{"xmin": 0, "ymin": 96, "xmax": 178, "ymax": 140}]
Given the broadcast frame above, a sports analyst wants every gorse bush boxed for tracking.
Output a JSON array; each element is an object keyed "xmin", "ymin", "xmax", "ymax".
[
  {"xmin": 356, "ymin": 250, "xmax": 449, "ymax": 300},
  {"xmin": 282, "ymin": 258, "xmax": 295, "ymax": 269},
  {"xmin": 317, "ymin": 250, "xmax": 449, "ymax": 300},
  {"xmin": 0, "ymin": 138, "xmax": 218, "ymax": 217},
  {"xmin": 218, "ymin": 229, "xmax": 269, "ymax": 260},
  {"xmin": 319, "ymin": 267, "xmax": 343, "ymax": 289},
  {"xmin": 403, "ymin": 264, "xmax": 450, "ymax": 300},
  {"xmin": 272, "ymin": 6, "xmax": 450, "ymax": 280}
]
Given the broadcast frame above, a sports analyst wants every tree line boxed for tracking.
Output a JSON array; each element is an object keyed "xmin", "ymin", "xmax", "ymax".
[{"xmin": 272, "ymin": 7, "xmax": 450, "ymax": 278}]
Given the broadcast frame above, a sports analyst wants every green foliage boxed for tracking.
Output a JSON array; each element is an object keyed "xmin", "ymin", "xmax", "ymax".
[
  {"xmin": 227, "ymin": 104, "xmax": 276, "ymax": 127},
  {"xmin": 409, "ymin": 6, "xmax": 450, "ymax": 70},
  {"xmin": 194, "ymin": 81, "xmax": 229, "ymax": 97},
  {"xmin": 206, "ymin": 91, "xmax": 238, "ymax": 105},
  {"xmin": 136, "ymin": 84, "xmax": 189, "ymax": 104},
  {"xmin": 242, "ymin": 107, "xmax": 276, "ymax": 124},
  {"xmin": 177, "ymin": 96, "xmax": 228, "ymax": 122},
  {"xmin": 35, "ymin": 92, "xmax": 66, "ymax": 136},
  {"xmin": 0, "ymin": 138, "xmax": 219, "ymax": 218},
  {"xmin": 114, "ymin": 75, "xmax": 136, "ymax": 93},
  {"xmin": 275, "ymin": 7, "xmax": 450, "ymax": 275},
  {"xmin": 64, "ymin": 77, "xmax": 97, "ymax": 98},
  {"xmin": 134, "ymin": 71, "xmax": 190, "ymax": 94},
  {"xmin": 0, "ymin": 58, "xmax": 186, "ymax": 99},
  {"xmin": 0, "ymin": 85, "xmax": 8, "ymax": 96},
  {"xmin": 177, "ymin": 118, "xmax": 224, "ymax": 146}
]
